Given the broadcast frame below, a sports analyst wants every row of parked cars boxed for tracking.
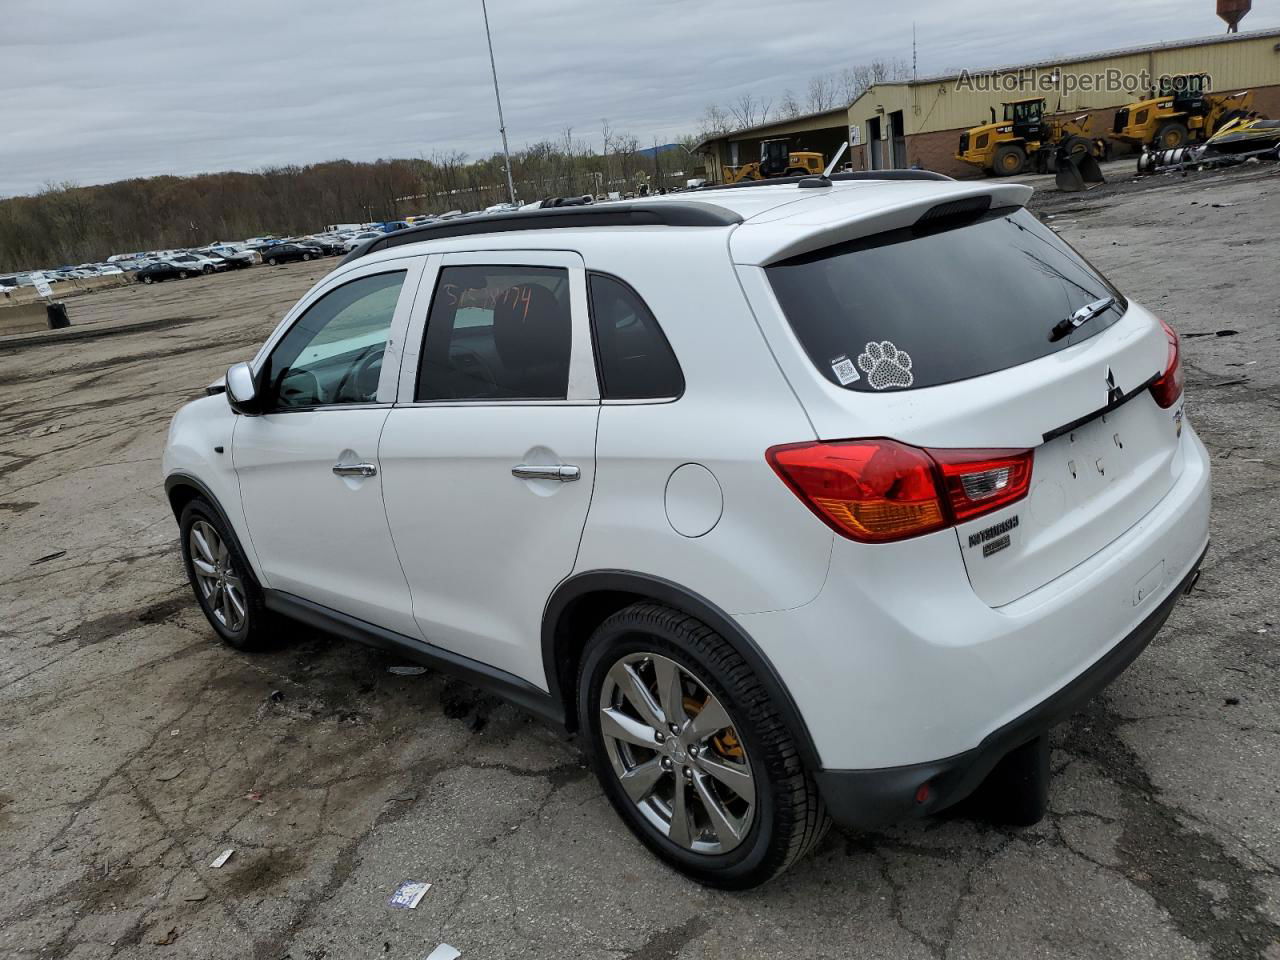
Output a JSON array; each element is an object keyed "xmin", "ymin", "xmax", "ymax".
[{"xmin": 0, "ymin": 221, "xmax": 439, "ymax": 293}]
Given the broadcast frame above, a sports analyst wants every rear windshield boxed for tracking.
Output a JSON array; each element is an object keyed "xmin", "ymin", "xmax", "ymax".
[{"xmin": 766, "ymin": 207, "xmax": 1124, "ymax": 392}]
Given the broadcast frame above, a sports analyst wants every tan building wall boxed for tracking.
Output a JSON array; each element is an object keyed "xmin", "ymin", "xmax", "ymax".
[{"xmin": 845, "ymin": 29, "xmax": 1280, "ymax": 178}]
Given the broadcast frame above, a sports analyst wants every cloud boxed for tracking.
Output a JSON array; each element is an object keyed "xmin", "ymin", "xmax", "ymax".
[{"xmin": 0, "ymin": 0, "xmax": 1274, "ymax": 196}]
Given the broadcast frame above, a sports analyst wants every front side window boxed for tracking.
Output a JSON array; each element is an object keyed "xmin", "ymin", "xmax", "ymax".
[
  {"xmin": 416, "ymin": 265, "xmax": 572, "ymax": 401},
  {"xmin": 588, "ymin": 273, "xmax": 683, "ymax": 400},
  {"xmin": 262, "ymin": 270, "xmax": 405, "ymax": 410}
]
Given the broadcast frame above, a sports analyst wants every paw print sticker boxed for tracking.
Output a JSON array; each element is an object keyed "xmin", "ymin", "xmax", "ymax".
[{"xmin": 857, "ymin": 340, "xmax": 914, "ymax": 390}]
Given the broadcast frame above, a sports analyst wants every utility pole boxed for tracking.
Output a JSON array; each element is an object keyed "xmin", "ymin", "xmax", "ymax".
[{"xmin": 480, "ymin": 0, "xmax": 517, "ymax": 206}]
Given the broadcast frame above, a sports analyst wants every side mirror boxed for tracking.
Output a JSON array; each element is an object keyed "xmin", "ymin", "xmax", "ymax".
[{"xmin": 225, "ymin": 362, "xmax": 263, "ymax": 415}]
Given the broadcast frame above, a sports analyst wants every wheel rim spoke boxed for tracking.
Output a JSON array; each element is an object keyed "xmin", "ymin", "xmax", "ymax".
[
  {"xmin": 617, "ymin": 756, "xmax": 665, "ymax": 804},
  {"xmin": 691, "ymin": 768, "xmax": 746, "ymax": 846},
  {"xmin": 694, "ymin": 753, "xmax": 755, "ymax": 805},
  {"xmin": 192, "ymin": 557, "xmax": 217, "ymax": 577},
  {"xmin": 598, "ymin": 651, "xmax": 756, "ymax": 855},
  {"xmin": 608, "ymin": 662, "xmax": 666, "ymax": 730},
  {"xmin": 191, "ymin": 526, "xmax": 216, "ymax": 564},
  {"xmin": 668, "ymin": 779, "xmax": 693, "ymax": 847},
  {"xmin": 652, "ymin": 657, "xmax": 687, "ymax": 729},
  {"xmin": 687, "ymin": 696, "xmax": 732, "ymax": 743},
  {"xmin": 599, "ymin": 706, "xmax": 660, "ymax": 749},
  {"xmin": 225, "ymin": 584, "xmax": 247, "ymax": 622}
]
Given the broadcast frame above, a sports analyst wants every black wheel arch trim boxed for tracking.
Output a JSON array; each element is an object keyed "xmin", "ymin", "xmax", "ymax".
[
  {"xmin": 542, "ymin": 570, "xmax": 822, "ymax": 770},
  {"xmin": 164, "ymin": 472, "xmax": 262, "ymax": 589}
]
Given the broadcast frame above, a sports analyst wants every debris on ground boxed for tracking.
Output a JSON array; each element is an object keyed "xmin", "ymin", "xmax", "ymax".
[
  {"xmin": 29, "ymin": 550, "xmax": 66, "ymax": 565},
  {"xmin": 269, "ymin": 689, "xmax": 286, "ymax": 702},
  {"xmin": 209, "ymin": 848, "xmax": 234, "ymax": 869},
  {"xmin": 388, "ymin": 880, "xmax": 431, "ymax": 909},
  {"xmin": 154, "ymin": 765, "xmax": 183, "ymax": 782},
  {"xmin": 245, "ymin": 790, "xmax": 264, "ymax": 803},
  {"xmin": 425, "ymin": 945, "xmax": 461, "ymax": 960},
  {"xmin": 153, "ymin": 927, "xmax": 181, "ymax": 946},
  {"xmin": 388, "ymin": 665, "xmax": 428, "ymax": 676}
]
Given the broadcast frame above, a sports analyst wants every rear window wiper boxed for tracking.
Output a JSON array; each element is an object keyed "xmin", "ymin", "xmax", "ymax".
[{"xmin": 1049, "ymin": 296, "xmax": 1116, "ymax": 342}]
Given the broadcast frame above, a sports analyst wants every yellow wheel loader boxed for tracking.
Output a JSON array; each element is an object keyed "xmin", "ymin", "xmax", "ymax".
[
  {"xmin": 1112, "ymin": 74, "xmax": 1255, "ymax": 149},
  {"xmin": 955, "ymin": 97, "xmax": 1108, "ymax": 188},
  {"xmin": 723, "ymin": 138, "xmax": 825, "ymax": 184}
]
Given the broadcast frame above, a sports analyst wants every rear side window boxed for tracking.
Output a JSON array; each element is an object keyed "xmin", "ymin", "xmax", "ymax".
[
  {"xmin": 416, "ymin": 265, "xmax": 572, "ymax": 401},
  {"xmin": 766, "ymin": 207, "xmax": 1125, "ymax": 392},
  {"xmin": 588, "ymin": 274, "xmax": 683, "ymax": 400}
]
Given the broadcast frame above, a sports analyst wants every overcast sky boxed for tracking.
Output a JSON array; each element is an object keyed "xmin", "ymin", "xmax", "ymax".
[{"xmin": 2, "ymin": 0, "xmax": 1276, "ymax": 197}]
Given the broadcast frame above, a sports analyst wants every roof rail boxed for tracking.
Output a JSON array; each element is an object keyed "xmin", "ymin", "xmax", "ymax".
[
  {"xmin": 340, "ymin": 201, "xmax": 742, "ymax": 264},
  {"xmin": 696, "ymin": 169, "xmax": 954, "ymax": 191}
]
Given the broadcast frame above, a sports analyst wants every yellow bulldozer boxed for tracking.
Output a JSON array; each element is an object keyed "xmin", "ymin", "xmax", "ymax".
[
  {"xmin": 956, "ymin": 97, "xmax": 1107, "ymax": 182},
  {"xmin": 1112, "ymin": 74, "xmax": 1256, "ymax": 150},
  {"xmin": 723, "ymin": 138, "xmax": 825, "ymax": 184}
]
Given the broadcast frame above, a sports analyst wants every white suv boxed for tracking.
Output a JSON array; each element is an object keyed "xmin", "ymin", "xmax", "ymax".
[{"xmin": 163, "ymin": 174, "xmax": 1210, "ymax": 888}]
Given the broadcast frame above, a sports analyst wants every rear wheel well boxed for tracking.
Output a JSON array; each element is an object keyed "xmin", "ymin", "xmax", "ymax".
[{"xmin": 550, "ymin": 589, "xmax": 646, "ymax": 731}]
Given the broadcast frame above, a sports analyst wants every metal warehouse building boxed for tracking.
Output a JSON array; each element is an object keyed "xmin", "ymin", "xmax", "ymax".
[{"xmin": 697, "ymin": 28, "xmax": 1280, "ymax": 180}]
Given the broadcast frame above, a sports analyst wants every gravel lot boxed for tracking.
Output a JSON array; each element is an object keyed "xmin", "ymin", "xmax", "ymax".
[{"xmin": 2, "ymin": 168, "xmax": 1279, "ymax": 960}]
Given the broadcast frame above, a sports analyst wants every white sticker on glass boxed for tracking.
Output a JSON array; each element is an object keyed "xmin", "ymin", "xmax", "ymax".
[
  {"xmin": 857, "ymin": 340, "xmax": 914, "ymax": 390},
  {"xmin": 830, "ymin": 354, "xmax": 860, "ymax": 385}
]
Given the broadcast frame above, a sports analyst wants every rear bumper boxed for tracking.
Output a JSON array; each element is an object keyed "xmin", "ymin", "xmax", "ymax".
[{"xmin": 813, "ymin": 542, "xmax": 1206, "ymax": 829}]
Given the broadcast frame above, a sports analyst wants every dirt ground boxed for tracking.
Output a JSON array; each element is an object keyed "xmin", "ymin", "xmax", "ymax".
[{"xmin": 2, "ymin": 167, "xmax": 1279, "ymax": 960}]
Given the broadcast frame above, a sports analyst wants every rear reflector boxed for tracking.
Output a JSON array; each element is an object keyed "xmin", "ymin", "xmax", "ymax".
[
  {"xmin": 1149, "ymin": 317, "xmax": 1184, "ymax": 409},
  {"xmin": 767, "ymin": 439, "xmax": 1033, "ymax": 543}
]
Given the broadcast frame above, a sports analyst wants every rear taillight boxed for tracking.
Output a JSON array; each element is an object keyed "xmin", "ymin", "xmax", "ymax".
[
  {"xmin": 1149, "ymin": 317, "xmax": 1184, "ymax": 408},
  {"xmin": 767, "ymin": 439, "xmax": 1033, "ymax": 543}
]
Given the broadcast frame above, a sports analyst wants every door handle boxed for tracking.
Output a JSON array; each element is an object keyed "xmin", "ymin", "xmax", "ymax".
[
  {"xmin": 333, "ymin": 462, "xmax": 377, "ymax": 478},
  {"xmin": 512, "ymin": 464, "xmax": 580, "ymax": 482}
]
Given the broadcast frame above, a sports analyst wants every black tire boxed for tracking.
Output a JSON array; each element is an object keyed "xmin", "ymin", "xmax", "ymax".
[
  {"xmin": 1062, "ymin": 135, "xmax": 1092, "ymax": 159},
  {"xmin": 578, "ymin": 602, "xmax": 829, "ymax": 889},
  {"xmin": 202, "ymin": 265, "xmax": 213, "ymax": 275},
  {"xmin": 301, "ymin": 252, "xmax": 311, "ymax": 261},
  {"xmin": 1155, "ymin": 121, "xmax": 1189, "ymax": 150},
  {"xmin": 993, "ymin": 143, "xmax": 1027, "ymax": 176},
  {"xmin": 178, "ymin": 271, "xmax": 188, "ymax": 280},
  {"xmin": 178, "ymin": 497, "xmax": 274, "ymax": 651},
  {"xmin": 142, "ymin": 275, "xmax": 154, "ymax": 285},
  {"xmin": 268, "ymin": 257, "xmax": 278, "ymax": 266}
]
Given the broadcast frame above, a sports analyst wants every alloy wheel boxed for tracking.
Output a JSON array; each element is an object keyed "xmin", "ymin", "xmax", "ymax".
[
  {"xmin": 189, "ymin": 520, "xmax": 247, "ymax": 633},
  {"xmin": 599, "ymin": 652, "xmax": 756, "ymax": 854}
]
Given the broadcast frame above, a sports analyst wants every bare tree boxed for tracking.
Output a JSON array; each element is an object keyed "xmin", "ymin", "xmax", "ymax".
[
  {"xmin": 806, "ymin": 74, "xmax": 837, "ymax": 112},
  {"xmin": 728, "ymin": 92, "xmax": 772, "ymax": 129},
  {"xmin": 777, "ymin": 89, "xmax": 803, "ymax": 120}
]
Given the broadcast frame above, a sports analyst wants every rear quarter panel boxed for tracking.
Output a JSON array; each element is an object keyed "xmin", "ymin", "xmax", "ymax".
[{"xmin": 573, "ymin": 231, "xmax": 833, "ymax": 614}]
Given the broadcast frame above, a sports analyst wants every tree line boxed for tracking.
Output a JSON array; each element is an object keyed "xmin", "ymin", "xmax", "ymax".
[
  {"xmin": 0, "ymin": 126, "xmax": 691, "ymax": 272},
  {"xmin": 1, "ymin": 59, "xmax": 910, "ymax": 272}
]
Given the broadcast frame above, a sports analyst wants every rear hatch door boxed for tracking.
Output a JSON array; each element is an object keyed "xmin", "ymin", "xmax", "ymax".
[{"xmin": 748, "ymin": 203, "xmax": 1182, "ymax": 606}]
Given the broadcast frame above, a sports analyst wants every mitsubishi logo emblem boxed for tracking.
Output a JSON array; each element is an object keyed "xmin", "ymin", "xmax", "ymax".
[{"xmin": 1105, "ymin": 367, "xmax": 1123, "ymax": 405}]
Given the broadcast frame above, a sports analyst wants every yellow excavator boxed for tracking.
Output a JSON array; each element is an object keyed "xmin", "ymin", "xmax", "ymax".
[
  {"xmin": 723, "ymin": 139, "xmax": 825, "ymax": 184},
  {"xmin": 1113, "ymin": 74, "xmax": 1255, "ymax": 149},
  {"xmin": 956, "ymin": 97, "xmax": 1107, "ymax": 181}
]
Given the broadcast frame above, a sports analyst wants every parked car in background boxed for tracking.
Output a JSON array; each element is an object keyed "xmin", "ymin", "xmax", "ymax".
[
  {"xmin": 260, "ymin": 242, "xmax": 323, "ymax": 265},
  {"xmin": 0, "ymin": 275, "xmax": 18, "ymax": 290},
  {"xmin": 342, "ymin": 230, "xmax": 384, "ymax": 252},
  {"xmin": 243, "ymin": 236, "xmax": 280, "ymax": 250},
  {"xmin": 136, "ymin": 261, "xmax": 192, "ymax": 284},
  {"xmin": 303, "ymin": 236, "xmax": 345, "ymax": 256},
  {"xmin": 95, "ymin": 264, "xmax": 125, "ymax": 276},
  {"xmin": 205, "ymin": 247, "xmax": 257, "ymax": 269},
  {"xmin": 168, "ymin": 252, "xmax": 225, "ymax": 275}
]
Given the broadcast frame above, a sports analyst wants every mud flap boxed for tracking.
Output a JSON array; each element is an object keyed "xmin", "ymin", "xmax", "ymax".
[{"xmin": 958, "ymin": 734, "xmax": 1050, "ymax": 827}]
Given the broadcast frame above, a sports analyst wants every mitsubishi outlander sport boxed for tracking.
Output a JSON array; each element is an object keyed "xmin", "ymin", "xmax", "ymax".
[{"xmin": 163, "ymin": 171, "xmax": 1210, "ymax": 888}]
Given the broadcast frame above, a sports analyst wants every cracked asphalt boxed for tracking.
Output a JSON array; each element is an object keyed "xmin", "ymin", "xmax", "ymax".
[{"xmin": 2, "ymin": 167, "xmax": 1279, "ymax": 959}]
